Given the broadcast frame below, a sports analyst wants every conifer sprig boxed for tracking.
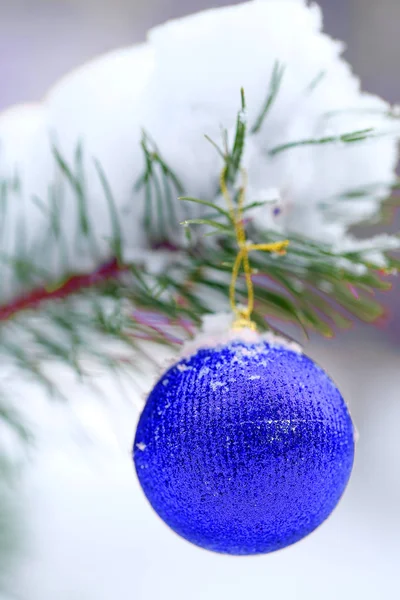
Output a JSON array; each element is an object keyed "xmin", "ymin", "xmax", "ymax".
[{"xmin": 0, "ymin": 84, "xmax": 398, "ymax": 440}]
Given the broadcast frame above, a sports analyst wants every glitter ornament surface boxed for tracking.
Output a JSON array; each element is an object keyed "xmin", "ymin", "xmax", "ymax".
[{"xmin": 134, "ymin": 340, "xmax": 354, "ymax": 555}]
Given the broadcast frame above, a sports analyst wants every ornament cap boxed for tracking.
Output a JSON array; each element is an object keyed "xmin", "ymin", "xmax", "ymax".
[{"xmin": 181, "ymin": 312, "xmax": 302, "ymax": 358}]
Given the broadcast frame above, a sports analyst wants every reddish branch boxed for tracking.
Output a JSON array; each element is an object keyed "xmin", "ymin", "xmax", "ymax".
[{"xmin": 0, "ymin": 259, "xmax": 125, "ymax": 322}]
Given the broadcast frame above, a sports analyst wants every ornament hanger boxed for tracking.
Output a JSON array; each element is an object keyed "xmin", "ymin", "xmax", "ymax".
[{"xmin": 219, "ymin": 166, "xmax": 289, "ymax": 332}]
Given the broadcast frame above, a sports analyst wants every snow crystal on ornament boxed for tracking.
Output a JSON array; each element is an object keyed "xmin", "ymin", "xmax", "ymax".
[{"xmin": 181, "ymin": 312, "xmax": 302, "ymax": 358}]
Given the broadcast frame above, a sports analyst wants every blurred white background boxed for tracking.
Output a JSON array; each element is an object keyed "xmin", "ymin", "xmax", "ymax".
[{"xmin": 0, "ymin": 1, "xmax": 399, "ymax": 599}]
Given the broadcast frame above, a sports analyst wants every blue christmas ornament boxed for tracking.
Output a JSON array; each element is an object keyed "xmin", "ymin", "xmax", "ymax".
[{"xmin": 134, "ymin": 338, "xmax": 354, "ymax": 555}]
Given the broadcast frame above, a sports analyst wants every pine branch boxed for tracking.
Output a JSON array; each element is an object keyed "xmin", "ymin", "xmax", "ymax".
[
  {"xmin": 205, "ymin": 88, "xmax": 247, "ymax": 192},
  {"xmin": 0, "ymin": 86, "xmax": 398, "ymax": 442},
  {"xmin": 269, "ymin": 128, "xmax": 376, "ymax": 156},
  {"xmin": 305, "ymin": 70, "xmax": 326, "ymax": 94},
  {"xmin": 135, "ymin": 131, "xmax": 185, "ymax": 241},
  {"xmin": 225, "ymin": 88, "xmax": 247, "ymax": 186},
  {"xmin": 251, "ymin": 61, "xmax": 285, "ymax": 134}
]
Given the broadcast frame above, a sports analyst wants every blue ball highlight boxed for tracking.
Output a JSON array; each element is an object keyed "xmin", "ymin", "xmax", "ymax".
[{"xmin": 134, "ymin": 340, "xmax": 354, "ymax": 555}]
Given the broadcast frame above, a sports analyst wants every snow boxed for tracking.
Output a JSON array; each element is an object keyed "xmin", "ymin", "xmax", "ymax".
[
  {"xmin": 181, "ymin": 312, "xmax": 302, "ymax": 356},
  {"xmin": 145, "ymin": 0, "xmax": 399, "ymax": 242},
  {"xmin": 0, "ymin": 0, "xmax": 398, "ymax": 302}
]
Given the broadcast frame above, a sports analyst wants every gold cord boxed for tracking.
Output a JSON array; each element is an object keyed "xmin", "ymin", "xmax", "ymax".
[{"xmin": 220, "ymin": 167, "xmax": 289, "ymax": 331}]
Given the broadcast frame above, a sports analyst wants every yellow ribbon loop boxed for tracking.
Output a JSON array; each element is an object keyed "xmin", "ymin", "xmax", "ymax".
[{"xmin": 219, "ymin": 167, "xmax": 289, "ymax": 331}]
